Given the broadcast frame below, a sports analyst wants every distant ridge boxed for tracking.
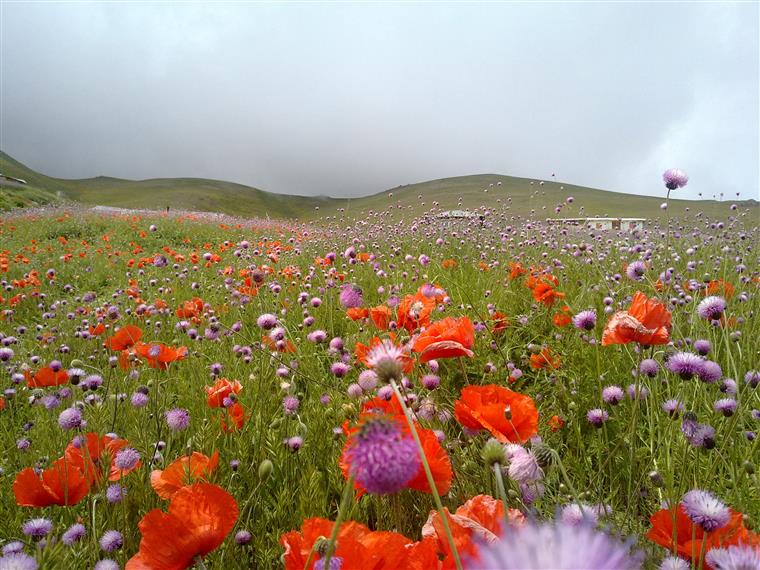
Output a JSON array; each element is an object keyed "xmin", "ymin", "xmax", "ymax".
[{"xmin": 1, "ymin": 151, "xmax": 755, "ymax": 219}]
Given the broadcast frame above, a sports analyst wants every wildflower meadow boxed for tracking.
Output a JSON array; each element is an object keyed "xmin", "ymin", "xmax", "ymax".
[{"xmin": 0, "ymin": 172, "xmax": 758, "ymax": 569}]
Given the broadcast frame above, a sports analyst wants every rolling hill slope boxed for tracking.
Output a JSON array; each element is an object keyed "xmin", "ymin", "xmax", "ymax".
[{"xmin": 1, "ymin": 151, "xmax": 755, "ymax": 220}]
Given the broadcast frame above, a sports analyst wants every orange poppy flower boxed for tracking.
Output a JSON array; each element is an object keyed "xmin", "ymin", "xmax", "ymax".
[
  {"xmin": 397, "ymin": 294, "xmax": 436, "ymax": 333},
  {"xmin": 281, "ymin": 518, "xmax": 431, "ymax": 570},
  {"xmin": 441, "ymin": 259, "xmax": 457, "ymax": 269},
  {"xmin": 220, "ymin": 402, "xmax": 247, "ymax": 432},
  {"xmin": 552, "ymin": 308, "xmax": 571, "ymax": 327},
  {"xmin": 531, "ymin": 282, "xmax": 565, "ymax": 307},
  {"xmin": 346, "ymin": 307, "xmax": 370, "ymax": 321},
  {"xmin": 13, "ymin": 458, "xmax": 90, "ymax": 507},
  {"xmin": 454, "ymin": 385, "xmax": 538, "ymax": 443},
  {"xmin": 508, "ymin": 262, "xmax": 527, "ymax": 280},
  {"xmin": 422, "ymin": 494, "xmax": 525, "ymax": 564},
  {"xmin": 548, "ymin": 415, "xmax": 566, "ymax": 432},
  {"xmin": 105, "ymin": 324, "xmax": 143, "ymax": 350},
  {"xmin": 369, "ymin": 305, "xmax": 392, "ymax": 329},
  {"xmin": 150, "ymin": 451, "xmax": 220, "ymax": 500},
  {"xmin": 707, "ymin": 279, "xmax": 735, "ymax": 299},
  {"xmin": 601, "ymin": 291, "xmax": 672, "ymax": 346},
  {"xmin": 412, "ymin": 317, "xmax": 475, "ymax": 363},
  {"xmin": 65, "ymin": 432, "xmax": 141, "ymax": 483},
  {"xmin": 205, "ymin": 378, "xmax": 242, "ymax": 408},
  {"xmin": 647, "ymin": 505, "xmax": 759, "ymax": 566},
  {"xmin": 134, "ymin": 342, "xmax": 188, "ymax": 370},
  {"xmin": 491, "ymin": 312, "xmax": 509, "ymax": 335},
  {"xmin": 261, "ymin": 336, "xmax": 296, "ymax": 353},
  {"xmin": 529, "ymin": 347, "xmax": 561, "ymax": 370},
  {"xmin": 126, "ymin": 483, "xmax": 238, "ymax": 570},
  {"xmin": 88, "ymin": 322, "xmax": 106, "ymax": 336},
  {"xmin": 26, "ymin": 366, "xmax": 69, "ymax": 388},
  {"xmin": 175, "ymin": 297, "xmax": 204, "ymax": 319}
]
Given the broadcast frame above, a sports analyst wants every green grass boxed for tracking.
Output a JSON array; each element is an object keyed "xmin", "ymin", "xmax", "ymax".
[{"xmin": 2, "ymin": 151, "xmax": 755, "ymax": 220}]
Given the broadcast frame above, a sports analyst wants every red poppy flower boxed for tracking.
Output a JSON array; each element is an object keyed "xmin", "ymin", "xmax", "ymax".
[
  {"xmin": 602, "ymin": 291, "xmax": 672, "ymax": 346},
  {"xmin": 105, "ymin": 324, "xmax": 143, "ymax": 350},
  {"xmin": 150, "ymin": 451, "xmax": 220, "ymax": 500},
  {"xmin": 422, "ymin": 494, "xmax": 525, "ymax": 565},
  {"xmin": 529, "ymin": 347, "xmax": 561, "ymax": 370},
  {"xmin": 13, "ymin": 458, "xmax": 90, "ymax": 507},
  {"xmin": 707, "ymin": 279, "xmax": 735, "ymax": 299},
  {"xmin": 88, "ymin": 322, "xmax": 106, "ymax": 336},
  {"xmin": 205, "ymin": 378, "xmax": 242, "ymax": 408},
  {"xmin": 261, "ymin": 336, "xmax": 296, "ymax": 353},
  {"xmin": 346, "ymin": 307, "xmax": 370, "ymax": 321},
  {"xmin": 220, "ymin": 402, "xmax": 247, "ymax": 432},
  {"xmin": 490, "ymin": 312, "xmax": 509, "ymax": 335},
  {"xmin": 126, "ymin": 483, "xmax": 238, "ymax": 570},
  {"xmin": 281, "ymin": 518, "xmax": 427, "ymax": 570},
  {"xmin": 134, "ymin": 342, "xmax": 188, "ymax": 370},
  {"xmin": 647, "ymin": 505, "xmax": 759, "ymax": 567},
  {"xmin": 531, "ymin": 282, "xmax": 565, "ymax": 307},
  {"xmin": 369, "ymin": 305, "xmax": 392, "ymax": 329},
  {"xmin": 65, "ymin": 432, "xmax": 141, "ymax": 483},
  {"xmin": 397, "ymin": 294, "xmax": 436, "ymax": 333},
  {"xmin": 175, "ymin": 297, "xmax": 204, "ymax": 319},
  {"xmin": 454, "ymin": 385, "xmax": 538, "ymax": 443},
  {"xmin": 26, "ymin": 366, "xmax": 69, "ymax": 387},
  {"xmin": 412, "ymin": 317, "xmax": 475, "ymax": 363}
]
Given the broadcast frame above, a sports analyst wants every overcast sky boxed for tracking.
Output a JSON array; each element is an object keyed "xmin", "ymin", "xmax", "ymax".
[{"xmin": 1, "ymin": 2, "xmax": 758, "ymax": 200}]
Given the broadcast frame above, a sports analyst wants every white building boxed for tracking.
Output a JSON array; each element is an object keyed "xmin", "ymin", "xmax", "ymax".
[{"xmin": 547, "ymin": 217, "xmax": 646, "ymax": 231}]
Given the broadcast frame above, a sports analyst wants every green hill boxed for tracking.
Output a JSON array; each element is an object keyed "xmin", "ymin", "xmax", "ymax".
[{"xmin": 1, "ymin": 151, "xmax": 755, "ymax": 220}]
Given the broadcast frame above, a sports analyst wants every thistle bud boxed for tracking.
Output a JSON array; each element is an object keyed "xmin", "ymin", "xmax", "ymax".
[
  {"xmin": 374, "ymin": 358, "xmax": 403, "ymax": 384},
  {"xmin": 649, "ymin": 470, "xmax": 664, "ymax": 488}
]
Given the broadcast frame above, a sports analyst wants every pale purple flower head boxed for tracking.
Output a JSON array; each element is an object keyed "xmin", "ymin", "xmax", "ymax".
[
  {"xmin": 560, "ymin": 503, "xmax": 610, "ymax": 527},
  {"xmin": 283, "ymin": 396, "xmax": 300, "ymax": 415},
  {"xmin": 626, "ymin": 261, "xmax": 647, "ymax": 281},
  {"xmin": 681, "ymin": 416, "xmax": 716, "ymax": 449},
  {"xmin": 666, "ymin": 352, "xmax": 704, "ymax": 380},
  {"xmin": 22, "ymin": 518, "xmax": 53, "ymax": 538},
  {"xmin": 699, "ymin": 360, "xmax": 723, "ymax": 384},
  {"xmin": 93, "ymin": 560, "xmax": 120, "ymax": 570},
  {"xmin": 106, "ymin": 484, "xmax": 127, "ymax": 504},
  {"xmin": 694, "ymin": 339, "xmax": 711, "ymax": 356},
  {"xmin": 0, "ymin": 553, "xmax": 38, "ymax": 570},
  {"xmin": 640, "ymin": 358, "xmax": 659, "ymax": 378},
  {"xmin": 256, "ymin": 313, "xmax": 278, "ymax": 330},
  {"xmin": 697, "ymin": 296, "xmax": 727, "ymax": 320},
  {"xmin": 345, "ymin": 417, "xmax": 420, "ymax": 495},
  {"xmin": 713, "ymin": 398, "xmax": 737, "ymax": 417},
  {"xmin": 99, "ymin": 530, "xmax": 123, "ymax": 552},
  {"xmin": 469, "ymin": 520, "xmax": 643, "ymax": 569},
  {"xmin": 165, "ymin": 408, "xmax": 190, "ymax": 431},
  {"xmin": 705, "ymin": 544, "xmax": 760, "ymax": 570},
  {"xmin": 58, "ymin": 407, "xmax": 83, "ymax": 430},
  {"xmin": 62, "ymin": 523, "xmax": 86, "ymax": 546},
  {"xmin": 235, "ymin": 530, "xmax": 252, "ymax": 545},
  {"xmin": 662, "ymin": 399, "xmax": 684, "ymax": 418},
  {"xmin": 572, "ymin": 310, "xmax": 597, "ymax": 331},
  {"xmin": 659, "ymin": 556, "xmax": 690, "ymax": 570},
  {"xmin": 339, "ymin": 285, "xmax": 363, "ymax": 309},
  {"xmin": 587, "ymin": 409, "xmax": 609, "ymax": 428},
  {"xmin": 681, "ymin": 489, "xmax": 730, "ymax": 531},
  {"xmin": 663, "ymin": 169, "xmax": 689, "ymax": 190},
  {"xmin": 745, "ymin": 370, "xmax": 760, "ymax": 388},
  {"xmin": 505, "ymin": 444, "xmax": 543, "ymax": 484},
  {"xmin": 357, "ymin": 370, "xmax": 378, "ymax": 391},
  {"xmin": 114, "ymin": 447, "xmax": 140, "ymax": 471},
  {"xmin": 602, "ymin": 386, "xmax": 624, "ymax": 405},
  {"xmin": 286, "ymin": 436, "xmax": 303, "ymax": 451}
]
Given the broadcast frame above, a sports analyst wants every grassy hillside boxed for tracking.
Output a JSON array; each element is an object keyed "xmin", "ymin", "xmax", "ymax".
[{"xmin": 1, "ymin": 151, "xmax": 755, "ymax": 219}]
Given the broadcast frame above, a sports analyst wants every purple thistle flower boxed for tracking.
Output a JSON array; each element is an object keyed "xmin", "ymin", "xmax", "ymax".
[
  {"xmin": 560, "ymin": 503, "xmax": 610, "ymax": 527},
  {"xmin": 625, "ymin": 261, "xmax": 647, "ymax": 281},
  {"xmin": 745, "ymin": 370, "xmax": 760, "ymax": 388},
  {"xmin": 57, "ymin": 407, "xmax": 82, "ymax": 430},
  {"xmin": 283, "ymin": 396, "xmax": 300, "ymax": 415},
  {"xmin": 666, "ymin": 352, "xmax": 704, "ymax": 380},
  {"xmin": 706, "ymin": 544, "xmax": 760, "ymax": 569},
  {"xmin": 662, "ymin": 399, "xmax": 684, "ymax": 418},
  {"xmin": 505, "ymin": 444, "xmax": 543, "ymax": 484},
  {"xmin": 627, "ymin": 384, "xmax": 649, "ymax": 400},
  {"xmin": 663, "ymin": 168, "xmax": 689, "ymax": 190},
  {"xmin": 286, "ymin": 436, "xmax": 303, "ymax": 451},
  {"xmin": 315, "ymin": 556, "xmax": 344, "ymax": 570},
  {"xmin": 587, "ymin": 409, "xmax": 609, "ymax": 428},
  {"xmin": 330, "ymin": 362, "xmax": 350, "ymax": 378},
  {"xmin": 93, "ymin": 560, "xmax": 120, "ymax": 570},
  {"xmin": 357, "ymin": 370, "xmax": 379, "ymax": 391},
  {"xmin": 602, "ymin": 386, "xmax": 624, "ymax": 405},
  {"xmin": 681, "ymin": 417, "xmax": 716, "ymax": 449},
  {"xmin": 165, "ymin": 408, "xmax": 190, "ymax": 431},
  {"xmin": 234, "ymin": 530, "xmax": 252, "ymax": 545},
  {"xmin": 339, "ymin": 285, "xmax": 363, "ymax": 309},
  {"xmin": 721, "ymin": 378, "xmax": 738, "ymax": 395},
  {"xmin": 106, "ymin": 484, "xmax": 127, "ymax": 504},
  {"xmin": 681, "ymin": 489, "xmax": 730, "ymax": 531},
  {"xmin": 256, "ymin": 313, "xmax": 278, "ymax": 330},
  {"xmin": 131, "ymin": 392, "xmax": 149, "ymax": 408},
  {"xmin": 99, "ymin": 530, "xmax": 123, "ymax": 552},
  {"xmin": 344, "ymin": 417, "xmax": 420, "ymax": 495},
  {"xmin": 0, "ymin": 553, "xmax": 38, "ymax": 570},
  {"xmin": 62, "ymin": 523, "xmax": 86, "ymax": 546},
  {"xmin": 713, "ymin": 398, "xmax": 737, "ymax": 417},
  {"xmin": 1, "ymin": 543, "xmax": 24, "ymax": 555},
  {"xmin": 22, "ymin": 518, "xmax": 52, "ymax": 538},
  {"xmin": 572, "ymin": 310, "xmax": 597, "ymax": 331},
  {"xmin": 693, "ymin": 339, "xmax": 711, "ymax": 356},
  {"xmin": 659, "ymin": 556, "xmax": 690, "ymax": 570},
  {"xmin": 421, "ymin": 374, "xmax": 440, "ymax": 390},
  {"xmin": 114, "ymin": 447, "xmax": 140, "ymax": 471},
  {"xmin": 470, "ymin": 520, "xmax": 643, "ymax": 569},
  {"xmin": 640, "ymin": 359, "xmax": 660, "ymax": 378},
  {"xmin": 697, "ymin": 296, "xmax": 727, "ymax": 320},
  {"xmin": 699, "ymin": 360, "xmax": 723, "ymax": 384}
]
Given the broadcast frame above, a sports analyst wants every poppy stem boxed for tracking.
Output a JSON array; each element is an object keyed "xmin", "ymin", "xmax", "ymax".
[
  {"xmin": 492, "ymin": 463, "xmax": 511, "ymax": 527},
  {"xmin": 390, "ymin": 379, "xmax": 463, "ymax": 570},
  {"xmin": 322, "ymin": 473, "xmax": 355, "ymax": 570},
  {"xmin": 194, "ymin": 556, "xmax": 209, "ymax": 570}
]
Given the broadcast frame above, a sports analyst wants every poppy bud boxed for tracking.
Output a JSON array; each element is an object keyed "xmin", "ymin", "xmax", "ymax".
[
  {"xmin": 258, "ymin": 459, "xmax": 273, "ymax": 480},
  {"xmin": 649, "ymin": 470, "xmax": 664, "ymax": 488},
  {"xmin": 481, "ymin": 438, "xmax": 505, "ymax": 466},
  {"xmin": 744, "ymin": 461, "xmax": 755, "ymax": 475},
  {"xmin": 70, "ymin": 359, "xmax": 85, "ymax": 368}
]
